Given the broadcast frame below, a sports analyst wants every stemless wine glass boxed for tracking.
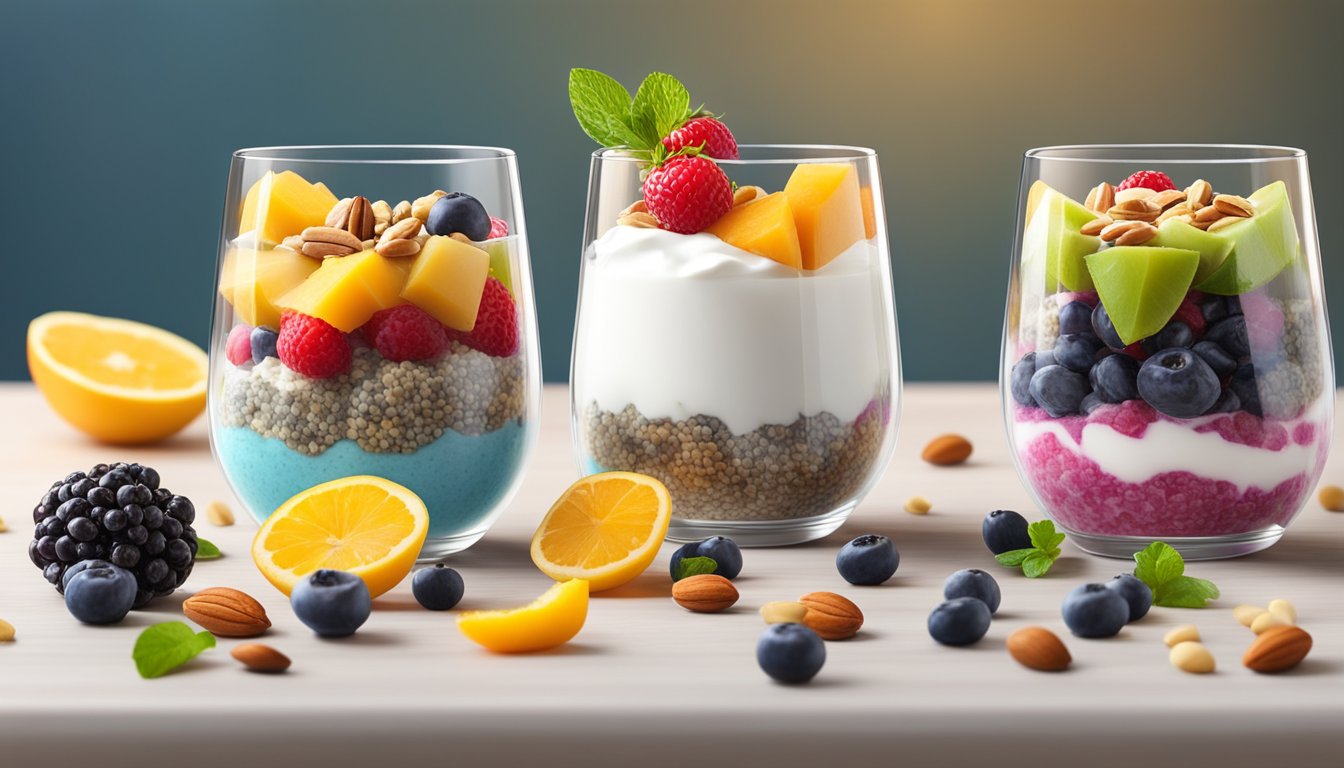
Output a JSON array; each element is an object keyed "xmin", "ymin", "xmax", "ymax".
[
  {"xmin": 1002, "ymin": 145, "xmax": 1332, "ymax": 559},
  {"xmin": 572, "ymin": 145, "xmax": 900, "ymax": 546},
  {"xmin": 208, "ymin": 146, "xmax": 540, "ymax": 559}
]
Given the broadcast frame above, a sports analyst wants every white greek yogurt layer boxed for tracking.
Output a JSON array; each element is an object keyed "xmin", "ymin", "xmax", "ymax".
[
  {"xmin": 574, "ymin": 226, "xmax": 891, "ymax": 435},
  {"xmin": 1013, "ymin": 398, "xmax": 1326, "ymax": 492}
]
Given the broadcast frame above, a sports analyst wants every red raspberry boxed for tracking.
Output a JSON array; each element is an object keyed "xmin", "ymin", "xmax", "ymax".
[
  {"xmin": 641, "ymin": 155, "xmax": 734, "ymax": 234},
  {"xmin": 661, "ymin": 116, "xmax": 739, "ymax": 160},
  {"xmin": 225, "ymin": 324, "xmax": 253, "ymax": 366},
  {"xmin": 277, "ymin": 311, "xmax": 351, "ymax": 379},
  {"xmin": 1171, "ymin": 298, "xmax": 1206, "ymax": 338},
  {"xmin": 487, "ymin": 217, "xmax": 509, "ymax": 239},
  {"xmin": 1116, "ymin": 170, "xmax": 1177, "ymax": 193},
  {"xmin": 363, "ymin": 305, "xmax": 448, "ymax": 362},
  {"xmin": 448, "ymin": 277, "xmax": 517, "ymax": 357}
]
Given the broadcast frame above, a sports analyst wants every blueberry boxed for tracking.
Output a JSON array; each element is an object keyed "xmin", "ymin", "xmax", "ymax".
[
  {"xmin": 291, "ymin": 569, "xmax": 371, "ymax": 637},
  {"xmin": 1091, "ymin": 302, "xmax": 1126, "ymax": 350},
  {"xmin": 411, "ymin": 564, "xmax": 464, "ymax": 611},
  {"xmin": 1034, "ymin": 349, "xmax": 1057, "ymax": 369},
  {"xmin": 1028, "ymin": 365, "xmax": 1089, "ymax": 417},
  {"xmin": 942, "ymin": 569, "xmax": 1001, "ymax": 614},
  {"xmin": 1105, "ymin": 574, "xmax": 1153, "ymax": 623},
  {"xmin": 1080, "ymin": 392, "xmax": 1106, "ymax": 415},
  {"xmin": 1061, "ymin": 583, "xmax": 1130, "ymax": 638},
  {"xmin": 1205, "ymin": 315, "xmax": 1250, "ymax": 358},
  {"xmin": 1140, "ymin": 321, "xmax": 1194, "ymax": 356},
  {"xmin": 1054, "ymin": 333, "xmax": 1103, "ymax": 373},
  {"xmin": 1230, "ymin": 364, "xmax": 1262, "ymax": 416},
  {"xmin": 669, "ymin": 536, "xmax": 743, "ymax": 581},
  {"xmin": 928, "ymin": 597, "xmax": 992, "ymax": 646},
  {"xmin": 1192, "ymin": 340, "xmax": 1237, "ymax": 380},
  {"xmin": 756, "ymin": 623, "xmax": 826, "ymax": 684},
  {"xmin": 1137, "ymin": 349, "xmax": 1221, "ymax": 418},
  {"xmin": 982, "ymin": 509, "xmax": 1031, "ymax": 555},
  {"xmin": 1199, "ymin": 295, "xmax": 1232, "ymax": 324},
  {"xmin": 64, "ymin": 564, "xmax": 137, "ymax": 625},
  {"xmin": 1058, "ymin": 301, "xmax": 1094, "ymax": 336},
  {"xmin": 61, "ymin": 558, "xmax": 113, "ymax": 590},
  {"xmin": 425, "ymin": 192, "xmax": 491, "ymax": 240},
  {"xmin": 1089, "ymin": 353, "xmax": 1140, "ymax": 403},
  {"xmin": 836, "ymin": 534, "xmax": 899, "ymax": 586},
  {"xmin": 1010, "ymin": 352, "xmax": 1037, "ymax": 406},
  {"xmin": 250, "ymin": 326, "xmax": 279, "ymax": 364},
  {"xmin": 667, "ymin": 541, "xmax": 700, "ymax": 581},
  {"xmin": 67, "ymin": 516, "xmax": 99, "ymax": 542},
  {"xmin": 1204, "ymin": 388, "xmax": 1240, "ymax": 414}
]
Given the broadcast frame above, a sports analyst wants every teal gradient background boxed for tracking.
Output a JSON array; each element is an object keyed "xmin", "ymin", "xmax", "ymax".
[{"xmin": 3, "ymin": 0, "xmax": 1341, "ymax": 382}]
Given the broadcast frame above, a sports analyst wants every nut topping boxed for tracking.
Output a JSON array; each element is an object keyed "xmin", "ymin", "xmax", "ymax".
[
  {"xmin": 300, "ymin": 226, "xmax": 362, "ymax": 259},
  {"xmin": 375, "ymin": 238, "xmax": 422, "ymax": 258},
  {"xmin": 1185, "ymin": 178, "xmax": 1213, "ymax": 208},
  {"xmin": 1106, "ymin": 198, "xmax": 1161, "ymax": 222},
  {"xmin": 1099, "ymin": 219, "xmax": 1147, "ymax": 242},
  {"xmin": 1151, "ymin": 189, "xmax": 1187, "ymax": 210},
  {"xmin": 1115, "ymin": 221, "xmax": 1158, "ymax": 246},
  {"xmin": 379, "ymin": 216, "xmax": 422, "ymax": 246},
  {"xmin": 391, "ymin": 200, "xmax": 413, "ymax": 223},
  {"xmin": 325, "ymin": 198, "xmax": 354, "ymax": 228},
  {"xmin": 345, "ymin": 196, "xmax": 376, "ymax": 241},
  {"xmin": 1080, "ymin": 216, "xmax": 1113, "ymax": 236},
  {"xmin": 1084, "ymin": 182, "xmax": 1115, "ymax": 213},
  {"xmin": 1213, "ymin": 193, "xmax": 1255, "ymax": 218},
  {"xmin": 1114, "ymin": 187, "xmax": 1157, "ymax": 204}
]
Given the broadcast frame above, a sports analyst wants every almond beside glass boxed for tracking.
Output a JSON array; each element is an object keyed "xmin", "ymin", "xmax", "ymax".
[
  {"xmin": 1006, "ymin": 626, "xmax": 1070, "ymax": 671},
  {"xmin": 671, "ymin": 574, "xmax": 738, "ymax": 613},
  {"xmin": 921, "ymin": 434, "xmax": 973, "ymax": 466},
  {"xmin": 182, "ymin": 587, "xmax": 271, "ymax": 637},
  {"xmin": 798, "ymin": 591, "xmax": 863, "ymax": 640}
]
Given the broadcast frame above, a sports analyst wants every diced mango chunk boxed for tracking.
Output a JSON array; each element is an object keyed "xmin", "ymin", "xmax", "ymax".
[
  {"xmin": 276, "ymin": 250, "xmax": 406, "ymax": 332},
  {"xmin": 401, "ymin": 236, "xmax": 489, "ymax": 331},
  {"xmin": 238, "ymin": 170, "xmax": 339, "ymax": 245},
  {"xmin": 218, "ymin": 248, "xmax": 321, "ymax": 328},
  {"xmin": 705, "ymin": 192, "xmax": 802, "ymax": 269},
  {"xmin": 784, "ymin": 163, "xmax": 866, "ymax": 270}
]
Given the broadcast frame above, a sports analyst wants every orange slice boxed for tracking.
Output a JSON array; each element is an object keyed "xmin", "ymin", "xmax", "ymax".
[
  {"xmin": 27, "ymin": 311, "xmax": 207, "ymax": 444},
  {"xmin": 251, "ymin": 476, "xmax": 429, "ymax": 598},
  {"xmin": 530, "ymin": 472, "xmax": 672, "ymax": 592},
  {"xmin": 458, "ymin": 579, "xmax": 589, "ymax": 653}
]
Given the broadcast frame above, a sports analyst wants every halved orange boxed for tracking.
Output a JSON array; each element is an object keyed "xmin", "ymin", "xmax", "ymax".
[
  {"xmin": 530, "ymin": 472, "xmax": 672, "ymax": 592},
  {"xmin": 27, "ymin": 311, "xmax": 207, "ymax": 444},
  {"xmin": 458, "ymin": 579, "xmax": 589, "ymax": 653},
  {"xmin": 251, "ymin": 476, "xmax": 429, "ymax": 598}
]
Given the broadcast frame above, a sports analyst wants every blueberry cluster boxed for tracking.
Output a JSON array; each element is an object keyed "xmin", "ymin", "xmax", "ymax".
[
  {"xmin": 1011, "ymin": 295, "xmax": 1261, "ymax": 419},
  {"xmin": 1060, "ymin": 576, "xmax": 1152, "ymax": 638},
  {"xmin": 927, "ymin": 569, "xmax": 1001, "ymax": 646},
  {"xmin": 29, "ymin": 462, "xmax": 197, "ymax": 608}
]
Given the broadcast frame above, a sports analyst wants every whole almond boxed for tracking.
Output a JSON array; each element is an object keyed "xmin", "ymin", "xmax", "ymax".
[
  {"xmin": 1084, "ymin": 182, "xmax": 1115, "ymax": 214},
  {"xmin": 1185, "ymin": 179, "xmax": 1213, "ymax": 208},
  {"xmin": 1115, "ymin": 221, "xmax": 1158, "ymax": 246},
  {"xmin": 922, "ymin": 434, "xmax": 973, "ymax": 466},
  {"xmin": 672, "ymin": 574, "xmax": 738, "ymax": 613},
  {"xmin": 1080, "ymin": 216, "xmax": 1112, "ymax": 236},
  {"xmin": 1006, "ymin": 626, "xmax": 1071, "ymax": 671},
  {"xmin": 280, "ymin": 235, "xmax": 304, "ymax": 252},
  {"xmin": 231, "ymin": 643, "xmax": 291, "ymax": 673},
  {"xmin": 1243, "ymin": 626, "xmax": 1312, "ymax": 673},
  {"xmin": 346, "ymin": 195, "xmax": 376, "ymax": 241},
  {"xmin": 1213, "ymin": 193, "xmax": 1254, "ymax": 218},
  {"xmin": 798, "ymin": 591, "xmax": 863, "ymax": 640},
  {"xmin": 325, "ymin": 197, "xmax": 354, "ymax": 228},
  {"xmin": 182, "ymin": 587, "xmax": 271, "ymax": 637},
  {"xmin": 1107, "ymin": 198, "xmax": 1161, "ymax": 222}
]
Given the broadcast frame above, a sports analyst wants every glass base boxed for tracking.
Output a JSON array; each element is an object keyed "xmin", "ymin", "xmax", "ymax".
[
  {"xmin": 1060, "ymin": 524, "xmax": 1286, "ymax": 561},
  {"xmin": 417, "ymin": 528, "xmax": 490, "ymax": 562},
  {"xmin": 667, "ymin": 504, "xmax": 854, "ymax": 547}
]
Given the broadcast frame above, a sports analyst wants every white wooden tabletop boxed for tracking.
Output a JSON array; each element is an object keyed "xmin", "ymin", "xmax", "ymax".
[{"xmin": 1, "ymin": 383, "xmax": 1341, "ymax": 768}]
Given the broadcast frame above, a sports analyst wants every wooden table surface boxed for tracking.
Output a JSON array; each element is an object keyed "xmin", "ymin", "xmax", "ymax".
[{"xmin": 1, "ymin": 382, "xmax": 1341, "ymax": 767}]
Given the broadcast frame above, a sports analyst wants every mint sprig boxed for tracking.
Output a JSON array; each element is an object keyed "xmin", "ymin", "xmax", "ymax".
[
  {"xmin": 1133, "ymin": 541, "xmax": 1220, "ymax": 608},
  {"xmin": 994, "ymin": 520, "xmax": 1066, "ymax": 578},
  {"xmin": 133, "ymin": 621, "xmax": 216, "ymax": 679},
  {"xmin": 569, "ymin": 68, "xmax": 696, "ymax": 162},
  {"xmin": 675, "ymin": 556, "xmax": 717, "ymax": 581},
  {"xmin": 195, "ymin": 537, "xmax": 221, "ymax": 560}
]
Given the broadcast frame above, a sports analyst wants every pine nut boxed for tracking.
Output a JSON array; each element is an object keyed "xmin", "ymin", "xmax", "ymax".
[
  {"xmin": 1170, "ymin": 641, "xmax": 1216, "ymax": 674},
  {"xmin": 904, "ymin": 496, "xmax": 932, "ymax": 515},
  {"xmin": 1163, "ymin": 624, "xmax": 1200, "ymax": 648}
]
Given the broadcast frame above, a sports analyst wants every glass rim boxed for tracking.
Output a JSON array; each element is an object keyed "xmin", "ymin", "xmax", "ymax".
[
  {"xmin": 593, "ymin": 143, "xmax": 877, "ymax": 165},
  {"xmin": 1025, "ymin": 143, "xmax": 1306, "ymax": 165},
  {"xmin": 231, "ymin": 144, "xmax": 517, "ymax": 165}
]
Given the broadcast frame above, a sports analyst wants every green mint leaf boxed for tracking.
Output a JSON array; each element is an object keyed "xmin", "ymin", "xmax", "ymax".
[
  {"xmin": 631, "ymin": 72, "xmax": 691, "ymax": 149},
  {"xmin": 568, "ymin": 68, "xmax": 635, "ymax": 147},
  {"xmin": 133, "ymin": 621, "xmax": 216, "ymax": 679},
  {"xmin": 1153, "ymin": 576, "xmax": 1220, "ymax": 608},
  {"xmin": 675, "ymin": 556, "xmax": 717, "ymax": 581},
  {"xmin": 1027, "ymin": 520, "xmax": 1063, "ymax": 551},
  {"xmin": 995, "ymin": 548, "xmax": 1033, "ymax": 567},
  {"xmin": 1022, "ymin": 550, "xmax": 1057, "ymax": 578},
  {"xmin": 1133, "ymin": 541, "xmax": 1184, "ymax": 590},
  {"xmin": 195, "ymin": 538, "xmax": 221, "ymax": 560}
]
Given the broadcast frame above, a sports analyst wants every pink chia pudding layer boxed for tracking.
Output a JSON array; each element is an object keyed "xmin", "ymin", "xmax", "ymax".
[{"xmin": 1014, "ymin": 400, "xmax": 1328, "ymax": 537}]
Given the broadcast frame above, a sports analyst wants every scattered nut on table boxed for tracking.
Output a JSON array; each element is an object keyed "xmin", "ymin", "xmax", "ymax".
[
  {"xmin": 1233, "ymin": 604, "xmax": 1266, "ymax": 627},
  {"xmin": 0, "ymin": 619, "xmax": 14, "ymax": 642},
  {"xmin": 1316, "ymin": 484, "xmax": 1344, "ymax": 511},
  {"xmin": 1267, "ymin": 598, "xmax": 1297, "ymax": 625},
  {"xmin": 206, "ymin": 500, "xmax": 235, "ymax": 526},
  {"xmin": 760, "ymin": 601, "xmax": 808, "ymax": 625},
  {"xmin": 1163, "ymin": 624, "xmax": 1200, "ymax": 648},
  {"xmin": 904, "ymin": 496, "xmax": 932, "ymax": 515},
  {"xmin": 1169, "ymin": 641, "xmax": 1216, "ymax": 674},
  {"xmin": 231, "ymin": 643, "xmax": 291, "ymax": 673},
  {"xmin": 921, "ymin": 434, "xmax": 973, "ymax": 466}
]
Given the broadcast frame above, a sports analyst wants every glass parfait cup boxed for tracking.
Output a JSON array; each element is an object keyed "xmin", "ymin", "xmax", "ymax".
[
  {"xmin": 1002, "ymin": 145, "xmax": 1332, "ymax": 560},
  {"xmin": 572, "ymin": 145, "xmax": 900, "ymax": 546},
  {"xmin": 208, "ymin": 146, "xmax": 540, "ymax": 559}
]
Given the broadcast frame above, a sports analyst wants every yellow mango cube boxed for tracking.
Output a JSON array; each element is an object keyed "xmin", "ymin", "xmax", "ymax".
[
  {"xmin": 706, "ymin": 192, "xmax": 802, "ymax": 269},
  {"xmin": 784, "ymin": 163, "xmax": 866, "ymax": 270},
  {"xmin": 218, "ymin": 248, "xmax": 320, "ymax": 328},
  {"xmin": 276, "ymin": 250, "xmax": 406, "ymax": 332},
  {"xmin": 401, "ymin": 236, "xmax": 489, "ymax": 331},
  {"xmin": 238, "ymin": 170, "xmax": 339, "ymax": 245}
]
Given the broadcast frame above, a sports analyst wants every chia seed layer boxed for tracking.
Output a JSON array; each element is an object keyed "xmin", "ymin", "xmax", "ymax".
[
  {"xmin": 220, "ymin": 344, "xmax": 526, "ymax": 455},
  {"xmin": 580, "ymin": 400, "xmax": 888, "ymax": 521}
]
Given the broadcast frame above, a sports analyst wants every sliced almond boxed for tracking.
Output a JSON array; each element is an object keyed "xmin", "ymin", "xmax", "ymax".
[
  {"xmin": 375, "ymin": 238, "xmax": 421, "ymax": 258},
  {"xmin": 1151, "ymin": 189, "xmax": 1187, "ymax": 210},
  {"xmin": 1080, "ymin": 216, "xmax": 1112, "ymax": 236},
  {"xmin": 1213, "ymin": 193, "xmax": 1254, "ymax": 218},
  {"xmin": 1084, "ymin": 182, "xmax": 1115, "ymax": 213},
  {"xmin": 325, "ymin": 198, "xmax": 354, "ymax": 228},
  {"xmin": 1115, "ymin": 187, "xmax": 1157, "ymax": 204},
  {"xmin": 1115, "ymin": 221, "xmax": 1158, "ymax": 246},
  {"xmin": 1107, "ymin": 198, "xmax": 1161, "ymax": 222},
  {"xmin": 1185, "ymin": 179, "xmax": 1213, "ymax": 208}
]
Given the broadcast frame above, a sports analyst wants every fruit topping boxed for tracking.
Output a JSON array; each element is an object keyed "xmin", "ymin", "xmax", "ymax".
[
  {"xmin": 943, "ymin": 568, "xmax": 1001, "ymax": 614},
  {"xmin": 756, "ymin": 623, "xmax": 826, "ymax": 684},
  {"xmin": 487, "ymin": 216, "xmax": 509, "ymax": 239},
  {"xmin": 29, "ymin": 462, "xmax": 197, "ymax": 608},
  {"xmin": 219, "ymin": 247, "xmax": 320, "ymax": 328},
  {"xmin": 1053, "ymin": 332, "xmax": 1104, "ymax": 373},
  {"xmin": 277, "ymin": 249, "xmax": 407, "ymax": 333},
  {"xmin": 642, "ymin": 154, "xmax": 734, "ymax": 235},
  {"xmin": 1089, "ymin": 353, "xmax": 1140, "ymax": 403},
  {"xmin": 1029, "ymin": 364, "xmax": 1089, "ymax": 418},
  {"xmin": 426, "ymin": 192, "xmax": 492, "ymax": 241},
  {"xmin": 1152, "ymin": 219, "xmax": 1234, "ymax": 283},
  {"xmin": 705, "ymin": 191, "xmax": 803, "ymax": 268},
  {"xmin": 1058, "ymin": 300, "xmax": 1093, "ymax": 335},
  {"xmin": 412, "ymin": 564, "xmax": 464, "ymax": 611},
  {"xmin": 1138, "ymin": 320, "xmax": 1193, "ymax": 356},
  {"xmin": 1115, "ymin": 170, "xmax": 1176, "ymax": 193},
  {"xmin": 1020, "ymin": 184, "xmax": 1102, "ymax": 292},
  {"xmin": 835, "ymin": 534, "xmax": 900, "ymax": 586},
  {"xmin": 982, "ymin": 509, "xmax": 1031, "ymax": 555},
  {"xmin": 363, "ymin": 305, "xmax": 448, "ymax": 362},
  {"xmin": 291, "ymin": 568, "xmax": 371, "ymax": 638},
  {"xmin": 447, "ymin": 276, "xmax": 518, "ymax": 357},
  {"xmin": 927, "ymin": 596, "xmax": 991, "ymax": 646},
  {"xmin": 1136, "ymin": 348, "xmax": 1221, "ymax": 418},
  {"xmin": 249, "ymin": 325, "xmax": 279, "ymax": 364},
  {"xmin": 400, "ymin": 235, "xmax": 490, "ymax": 332},
  {"xmin": 1085, "ymin": 245, "xmax": 1200, "ymax": 345},
  {"xmin": 1196, "ymin": 181, "xmax": 1299, "ymax": 295},
  {"xmin": 662, "ymin": 115, "xmax": 739, "ymax": 160},
  {"xmin": 784, "ymin": 162, "xmax": 867, "ymax": 270},
  {"xmin": 277, "ymin": 311, "xmax": 352, "ymax": 379},
  {"xmin": 1061, "ymin": 583, "xmax": 1130, "ymax": 638},
  {"xmin": 238, "ymin": 170, "xmax": 339, "ymax": 245},
  {"xmin": 225, "ymin": 324, "xmax": 253, "ymax": 366}
]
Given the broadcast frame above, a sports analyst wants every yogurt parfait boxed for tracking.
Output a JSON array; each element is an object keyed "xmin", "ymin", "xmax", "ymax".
[
  {"xmin": 1003, "ymin": 146, "xmax": 1332, "ymax": 559},
  {"xmin": 568, "ymin": 70, "xmax": 899, "ymax": 545}
]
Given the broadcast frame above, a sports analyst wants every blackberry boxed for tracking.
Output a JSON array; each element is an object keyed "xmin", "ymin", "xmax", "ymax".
[{"xmin": 29, "ymin": 462, "xmax": 196, "ymax": 609}]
